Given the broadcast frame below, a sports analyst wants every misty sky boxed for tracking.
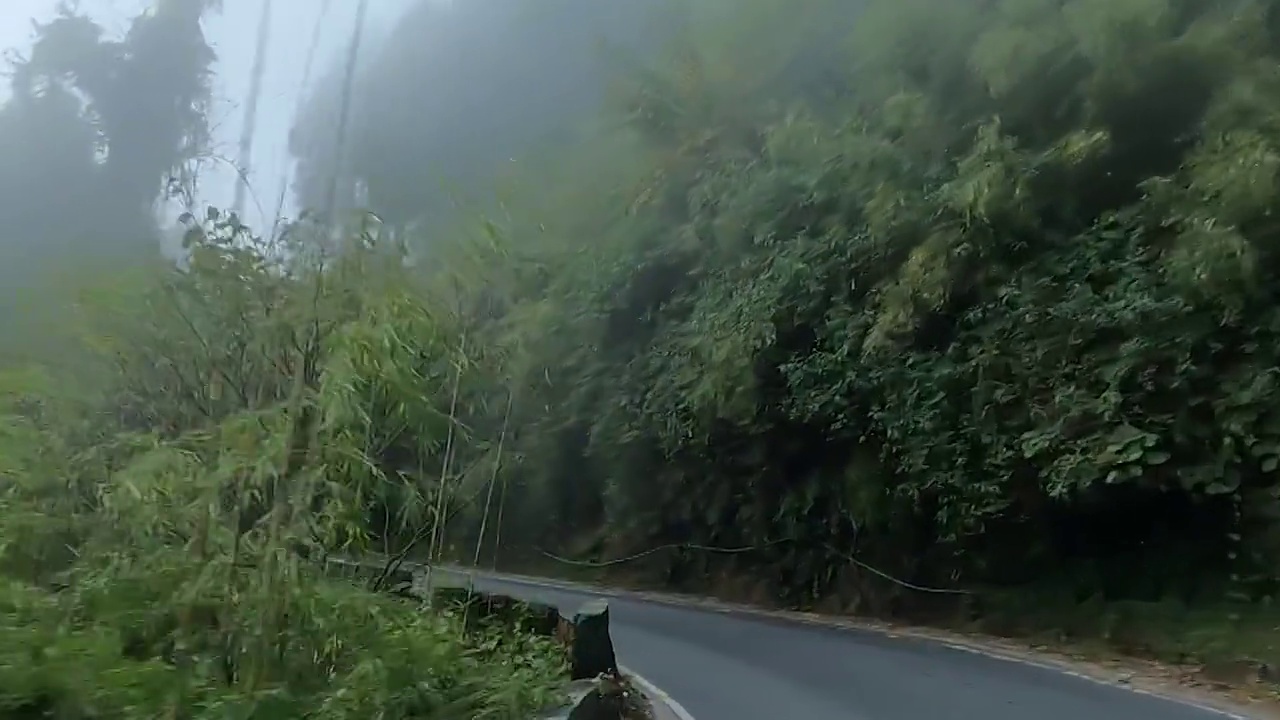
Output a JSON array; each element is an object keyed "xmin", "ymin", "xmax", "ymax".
[{"xmin": 0, "ymin": 0, "xmax": 414, "ymax": 228}]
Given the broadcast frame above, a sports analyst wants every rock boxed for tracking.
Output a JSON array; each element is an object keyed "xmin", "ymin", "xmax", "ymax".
[
  {"xmin": 537, "ymin": 675, "xmax": 651, "ymax": 720},
  {"xmin": 568, "ymin": 675, "xmax": 629, "ymax": 720},
  {"xmin": 569, "ymin": 600, "xmax": 618, "ymax": 681}
]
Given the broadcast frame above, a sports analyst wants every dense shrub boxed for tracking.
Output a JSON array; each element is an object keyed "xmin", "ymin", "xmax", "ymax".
[
  {"xmin": 291, "ymin": 0, "xmax": 1280, "ymax": 622},
  {"xmin": 0, "ymin": 216, "xmax": 566, "ymax": 719}
]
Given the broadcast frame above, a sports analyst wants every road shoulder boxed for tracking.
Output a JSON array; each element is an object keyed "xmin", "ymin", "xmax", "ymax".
[{"xmin": 623, "ymin": 666, "xmax": 697, "ymax": 720}]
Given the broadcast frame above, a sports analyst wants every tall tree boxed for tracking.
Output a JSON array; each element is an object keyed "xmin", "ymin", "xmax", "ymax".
[{"xmin": 0, "ymin": 0, "xmax": 221, "ymax": 361}]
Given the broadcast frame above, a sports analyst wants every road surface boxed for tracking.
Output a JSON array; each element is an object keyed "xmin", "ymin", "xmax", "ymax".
[{"xmin": 438, "ymin": 569, "xmax": 1250, "ymax": 720}]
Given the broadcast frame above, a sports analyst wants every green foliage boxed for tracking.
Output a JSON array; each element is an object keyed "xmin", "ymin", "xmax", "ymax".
[
  {"xmin": 0, "ymin": 212, "xmax": 566, "ymax": 718},
  {"xmin": 18, "ymin": 0, "xmax": 1280, "ymax": 688},
  {"xmin": 286, "ymin": 0, "xmax": 1280, "ymax": 641}
]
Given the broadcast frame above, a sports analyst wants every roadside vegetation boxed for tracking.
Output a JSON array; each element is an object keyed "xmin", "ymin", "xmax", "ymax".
[
  {"xmin": 291, "ymin": 0, "xmax": 1280, "ymax": 677},
  {"xmin": 7, "ymin": 0, "xmax": 1280, "ymax": 709},
  {"xmin": 0, "ymin": 3, "xmax": 568, "ymax": 717},
  {"xmin": 0, "ymin": 209, "xmax": 571, "ymax": 716}
]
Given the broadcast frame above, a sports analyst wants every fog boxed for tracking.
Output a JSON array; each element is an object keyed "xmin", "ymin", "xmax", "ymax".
[
  {"xmin": 0, "ymin": 0, "xmax": 847, "ymax": 350},
  {"xmin": 2, "ymin": 3, "xmax": 1273, "ymax": 707},
  {"xmin": 0, "ymin": 0, "xmax": 413, "ymax": 227}
]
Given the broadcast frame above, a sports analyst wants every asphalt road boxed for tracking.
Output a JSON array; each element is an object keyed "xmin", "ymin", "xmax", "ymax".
[{"xmin": 438, "ymin": 570, "xmax": 1250, "ymax": 720}]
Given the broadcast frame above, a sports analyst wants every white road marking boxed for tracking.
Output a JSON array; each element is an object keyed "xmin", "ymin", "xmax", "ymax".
[{"xmin": 621, "ymin": 664, "xmax": 698, "ymax": 720}]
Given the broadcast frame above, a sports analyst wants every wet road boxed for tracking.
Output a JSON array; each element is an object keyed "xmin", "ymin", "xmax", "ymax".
[{"xmin": 438, "ymin": 569, "xmax": 1249, "ymax": 720}]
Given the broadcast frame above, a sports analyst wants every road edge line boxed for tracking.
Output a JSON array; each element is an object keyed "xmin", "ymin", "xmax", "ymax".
[{"xmin": 620, "ymin": 664, "xmax": 697, "ymax": 720}]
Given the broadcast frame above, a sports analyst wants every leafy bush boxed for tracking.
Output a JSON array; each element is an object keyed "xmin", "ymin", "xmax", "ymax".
[
  {"xmin": 290, "ymin": 0, "xmax": 1280, "ymax": 635},
  {"xmin": 0, "ymin": 215, "xmax": 566, "ymax": 719}
]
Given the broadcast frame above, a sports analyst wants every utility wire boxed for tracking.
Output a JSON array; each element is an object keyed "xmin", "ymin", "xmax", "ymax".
[{"xmin": 537, "ymin": 539, "xmax": 972, "ymax": 595}]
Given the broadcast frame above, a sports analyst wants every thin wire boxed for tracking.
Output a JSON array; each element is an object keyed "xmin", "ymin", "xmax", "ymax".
[
  {"xmin": 537, "ymin": 539, "xmax": 788, "ymax": 567},
  {"xmin": 538, "ymin": 539, "xmax": 971, "ymax": 595},
  {"xmin": 822, "ymin": 543, "xmax": 971, "ymax": 595}
]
